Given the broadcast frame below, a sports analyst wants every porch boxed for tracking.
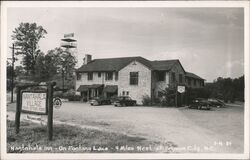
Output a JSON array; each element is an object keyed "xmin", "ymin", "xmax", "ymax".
[{"xmin": 77, "ymin": 84, "xmax": 118, "ymax": 101}]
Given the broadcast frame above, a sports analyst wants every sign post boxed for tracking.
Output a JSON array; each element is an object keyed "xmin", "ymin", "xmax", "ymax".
[
  {"xmin": 15, "ymin": 86, "xmax": 22, "ymax": 134},
  {"xmin": 177, "ymin": 86, "xmax": 186, "ymax": 107},
  {"xmin": 47, "ymin": 82, "xmax": 55, "ymax": 140}
]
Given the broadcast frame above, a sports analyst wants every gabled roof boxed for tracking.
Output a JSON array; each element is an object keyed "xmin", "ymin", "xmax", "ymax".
[
  {"xmin": 185, "ymin": 72, "xmax": 204, "ymax": 80},
  {"xmin": 76, "ymin": 56, "xmax": 152, "ymax": 72},
  {"xmin": 76, "ymin": 56, "xmax": 183, "ymax": 72},
  {"xmin": 151, "ymin": 59, "xmax": 185, "ymax": 72}
]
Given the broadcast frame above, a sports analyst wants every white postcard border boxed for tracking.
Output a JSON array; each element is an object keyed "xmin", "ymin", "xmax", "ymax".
[{"xmin": 1, "ymin": 1, "xmax": 249, "ymax": 159}]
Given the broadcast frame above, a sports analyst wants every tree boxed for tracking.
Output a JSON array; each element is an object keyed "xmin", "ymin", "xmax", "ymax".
[
  {"xmin": 12, "ymin": 22, "xmax": 47, "ymax": 75},
  {"xmin": 6, "ymin": 61, "xmax": 14, "ymax": 80},
  {"xmin": 34, "ymin": 48, "xmax": 77, "ymax": 86},
  {"xmin": 204, "ymin": 76, "xmax": 244, "ymax": 103}
]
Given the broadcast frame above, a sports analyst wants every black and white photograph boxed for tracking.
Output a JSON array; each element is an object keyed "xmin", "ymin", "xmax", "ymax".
[{"xmin": 1, "ymin": 1, "xmax": 249, "ymax": 159}]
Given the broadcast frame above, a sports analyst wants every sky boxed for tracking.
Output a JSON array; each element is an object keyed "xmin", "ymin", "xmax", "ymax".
[{"xmin": 7, "ymin": 7, "xmax": 244, "ymax": 82}]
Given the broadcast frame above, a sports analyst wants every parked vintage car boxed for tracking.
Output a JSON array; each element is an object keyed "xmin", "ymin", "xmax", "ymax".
[
  {"xmin": 208, "ymin": 98, "xmax": 225, "ymax": 108},
  {"xmin": 188, "ymin": 98, "xmax": 212, "ymax": 110},
  {"xmin": 89, "ymin": 97, "xmax": 111, "ymax": 106},
  {"xmin": 113, "ymin": 96, "xmax": 137, "ymax": 107}
]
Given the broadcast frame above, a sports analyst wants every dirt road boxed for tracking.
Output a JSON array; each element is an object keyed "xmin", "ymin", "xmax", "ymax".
[{"xmin": 7, "ymin": 102, "xmax": 244, "ymax": 153}]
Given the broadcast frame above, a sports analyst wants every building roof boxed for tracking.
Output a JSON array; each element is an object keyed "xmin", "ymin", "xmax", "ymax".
[
  {"xmin": 77, "ymin": 84, "xmax": 103, "ymax": 91},
  {"xmin": 77, "ymin": 85, "xmax": 90, "ymax": 92},
  {"xmin": 76, "ymin": 56, "xmax": 182, "ymax": 72},
  {"xmin": 103, "ymin": 85, "xmax": 118, "ymax": 93},
  {"xmin": 185, "ymin": 72, "xmax": 204, "ymax": 80},
  {"xmin": 151, "ymin": 59, "xmax": 185, "ymax": 72}
]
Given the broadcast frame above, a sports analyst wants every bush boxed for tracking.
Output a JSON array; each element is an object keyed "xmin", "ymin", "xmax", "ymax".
[
  {"xmin": 61, "ymin": 89, "xmax": 81, "ymax": 101},
  {"xmin": 53, "ymin": 91, "xmax": 63, "ymax": 98},
  {"xmin": 62, "ymin": 89, "xmax": 75, "ymax": 98},
  {"xmin": 67, "ymin": 95, "xmax": 81, "ymax": 101},
  {"xmin": 142, "ymin": 95, "xmax": 152, "ymax": 106}
]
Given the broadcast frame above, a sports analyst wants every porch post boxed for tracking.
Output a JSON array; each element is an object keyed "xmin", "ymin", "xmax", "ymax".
[{"xmin": 87, "ymin": 90, "xmax": 89, "ymax": 101}]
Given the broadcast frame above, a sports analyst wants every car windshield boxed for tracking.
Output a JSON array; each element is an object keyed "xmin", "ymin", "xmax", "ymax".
[
  {"xmin": 124, "ymin": 97, "xmax": 131, "ymax": 100},
  {"xmin": 117, "ymin": 96, "xmax": 131, "ymax": 100}
]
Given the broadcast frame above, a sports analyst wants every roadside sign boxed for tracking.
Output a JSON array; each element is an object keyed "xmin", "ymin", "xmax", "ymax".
[
  {"xmin": 21, "ymin": 91, "xmax": 47, "ymax": 115},
  {"xmin": 177, "ymin": 86, "xmax": 185, "ymax": 93},
  {"xmin": 15, "ymin": 82, "xmax": 56, "ymax": 140},
  {"xmin": 53, "ymin": 97, "xmax": 62, "ymax": 109}
]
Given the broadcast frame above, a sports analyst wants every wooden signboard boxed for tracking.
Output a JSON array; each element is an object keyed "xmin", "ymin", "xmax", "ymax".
[
  {"xmin": 15, "ymin": 82, "xmax": 56, "ymax": 140},
  {"xmin": 21, "ymin": 91, "xmax": 48, "ymax": 115}
]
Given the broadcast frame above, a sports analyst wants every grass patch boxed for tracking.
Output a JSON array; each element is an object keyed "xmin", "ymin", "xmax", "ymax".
[{"xmin": 7, "ymin": 120, "xmax": 176, "ymax": 153}]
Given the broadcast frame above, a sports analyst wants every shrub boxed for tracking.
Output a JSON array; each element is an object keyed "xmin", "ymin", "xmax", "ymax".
[
  {"xmin": 142, "ymin": 95, "xmax": 152, "ymax": 106},
  {"xmin": 62, "ymin": 89, "xmax": 75, "ymax": 98},
  {"xmin": 61, "ymin": 89, "xmax": 81, "ymax": 101},
  {"xmin": 68, "ymin": 95, "xmax": 81, "ymax": 101},
  {"xmin": 53, "ymin": 91, "xmax": 63, "ymax": 98}
]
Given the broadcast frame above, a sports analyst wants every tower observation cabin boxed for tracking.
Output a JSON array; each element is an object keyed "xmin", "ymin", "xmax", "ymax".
[{"xmin": 61, "ymin": 33, "xmax": 77, "ymax": 49}]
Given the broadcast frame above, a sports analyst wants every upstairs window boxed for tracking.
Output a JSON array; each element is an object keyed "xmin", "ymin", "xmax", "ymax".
[
  {"xmin": 98, "ymin": 72, "xmax": 101, "ymax": 78},
  {"xmin": 88, "ymin": 72, "xmax": 93, "ymax": 80},
  {"xmin": 179, "ymin": 74, "xmax": 183, "ymax": 83},
  {"xmin": 105, "ymin": 72, "xmax": 113, "ymax": 80},
  {"xmin": 158, "ymin": 71, "xmax": 165, "ymax": 81},
  {"xmin": 115, "ymin": 72, "xmax": 118, "ymax": 81},
  {"xmin": 76, "ymin": 73, "xmax": 81, "ymax": 80},
  {"xmin": 130, "ymin": 72, "xmax": 138, "ymax": 85},
  {"xmin": 171, "ymin": 72, "xmax": 176, "ymax": 83}
]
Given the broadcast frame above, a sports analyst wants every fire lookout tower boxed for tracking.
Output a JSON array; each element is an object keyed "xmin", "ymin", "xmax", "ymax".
[{"xmin": 61, "ymin": 33, "xmax": 77, "ymax": 50}]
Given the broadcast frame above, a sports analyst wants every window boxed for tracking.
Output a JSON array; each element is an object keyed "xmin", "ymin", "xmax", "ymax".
[
  {"xmin": 125, "ymin": 97, "xmax": 131, "ymax": 100},
  {"xmin": 130, "ymin": 72, "xmax": 138, "ymax": 85},
  {"xmin": 179, "ymin": 74, "xmax": 183, "ymax": 83},
  {"xmin": 98, "ymin": 72, "xmax": 101, "ymax": 78},
  {"xmin": 87, "ymin": 72, "xmax": 93, "ymax": 80},
  {"xmin": 171, "ymin": 72, "xmax": 176, "ymax": 82},
  {"xmin": 76, "ymin": 73, "xmax": 81, "ymax": 80},
  {"xmin": 158, "ymin": 71, "xmax": 165, "ymax": 81},
  {"xmin": 122, "ymin": 91, "xmax": 125, "ymax": 95},
  {"xmin": 126, "ymin": 91, "xmax": 129, "ymax": 95},
  {"xmin": 194, "ymin": 79, "xmax": 196, "ymax": 86},
  {"xmin": 105, "ymin": 72, "xmax": 113, "ymax": 80},
  {"xmin": 115, "ymin": 72, "xmax": 118, "ymax": 81}
]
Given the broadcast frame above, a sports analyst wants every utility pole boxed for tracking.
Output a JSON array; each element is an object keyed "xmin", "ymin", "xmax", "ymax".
[
  {"xmin": 62, "ymin": 68, "xmax": 65, "ymax": 92},
  {"xmin": 9, "ymin": 44, "xmax": 16, "ymax": 103},
  {"xmin": 9, "ymin": 44, "xmax": 21, "ymax": 103}
]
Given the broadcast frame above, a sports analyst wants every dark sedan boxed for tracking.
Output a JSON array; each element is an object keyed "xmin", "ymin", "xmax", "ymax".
[
  {"xmin": 188, "ymin": 98, "xmax": 212, "ymax": 110},
  {"xmin": 113, "ymin": 96, "xmax": 137, "ymax": 107},
  {"xmin": 89, "ymin": 97, "xmax": 111, "ymax": 106},
  {"xmin": 208, "ymin": 98, "xmax": 225, "ymax": 108}
]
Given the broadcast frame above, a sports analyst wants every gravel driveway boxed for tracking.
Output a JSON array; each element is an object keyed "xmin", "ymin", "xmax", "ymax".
[
  {"xmin": 7, "ymin": 101, "xmax": 244, "ymax": 153},
  {"xmin": 51, "ymin": 102, "xmax": 244, "ymax": 153}
]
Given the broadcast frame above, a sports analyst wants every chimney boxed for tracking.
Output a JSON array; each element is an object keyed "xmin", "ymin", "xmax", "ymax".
[{"xmin": 84, "ymin": 54, "xmax": 92, "ymax": 64}]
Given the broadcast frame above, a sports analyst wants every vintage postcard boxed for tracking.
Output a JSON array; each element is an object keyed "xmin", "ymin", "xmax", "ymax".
[{"xmin": 1, "ymin": 1, "xmax": 249, "ymax": 159}]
